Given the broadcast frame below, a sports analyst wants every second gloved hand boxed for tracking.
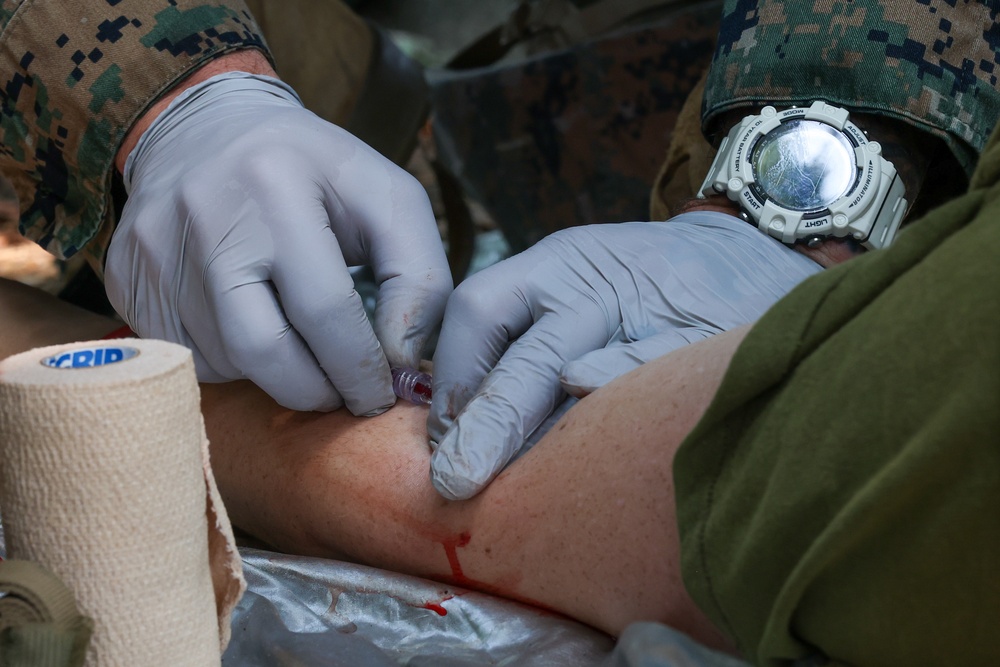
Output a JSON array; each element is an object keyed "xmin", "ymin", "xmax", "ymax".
[
  {"xmin": 107, "ymin": 73, "xmax": 452, "ymax": 414},
  {"xmin": 428, "ymin": 212, "xmax": 824, "ymax": 500}
]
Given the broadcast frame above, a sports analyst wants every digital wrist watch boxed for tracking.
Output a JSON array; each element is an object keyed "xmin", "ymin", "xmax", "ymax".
[{"xmin": 698, "ymin": 101, "xmax": 907, "ymax": 250}]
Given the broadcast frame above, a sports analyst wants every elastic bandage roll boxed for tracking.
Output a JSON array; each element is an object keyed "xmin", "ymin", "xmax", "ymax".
[{"xmin": 0, "ymin": 339, "xmax": 245, "ymax": 666}]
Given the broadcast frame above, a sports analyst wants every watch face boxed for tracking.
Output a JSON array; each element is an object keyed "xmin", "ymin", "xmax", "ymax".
[{"xmin": 751, "ymin": 119, "xmax": 857, "ymax": 212}]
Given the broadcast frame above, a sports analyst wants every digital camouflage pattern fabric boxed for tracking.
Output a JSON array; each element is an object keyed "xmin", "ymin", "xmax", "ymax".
[
  {"xmin": 704, "ymin": 0, "xmax": 1000, "ymax": 176},
  {"xmin": 429, "ymin": 3, "xmax": 722, "ymax": 252},
  {"xmin": 0, "ymin": 0, "xmax": 268, "ymax": 267}
]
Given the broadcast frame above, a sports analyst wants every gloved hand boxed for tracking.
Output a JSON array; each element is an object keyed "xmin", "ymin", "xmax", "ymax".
[
  {"xmin": 428, "ymin": 211, "xmax": 823, "ymax": 499},
  {"xmin": 107, "ymin": 73, "xmax": 452, "ymax": 414}
]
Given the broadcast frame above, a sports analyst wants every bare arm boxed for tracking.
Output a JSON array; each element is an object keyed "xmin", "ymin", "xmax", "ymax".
[
  {"xmin": 0, "ymin": 279, "xmax": 748, "ymax": 653},
  {"xmin": 0, "ymin": 278, "xmax": 121, "ymax": 358},
  {"xmin": 201, "ymin": 325, "xmax": 749, "ymax": 651}
]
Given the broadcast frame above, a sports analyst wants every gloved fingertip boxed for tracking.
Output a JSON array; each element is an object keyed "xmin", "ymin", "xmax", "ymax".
[
  {"xmin": 560, "ymin": 382, "xmax": 596, "ymax": 399},
  {"xmin": 344, "ymin": 383, "xmax": 397, "ymax": 417},
  {"xmin": 559, "ymin": 363, "xmax": 607, "ymax": 398},
  {"xmin": 428, "ymin": 438, "xmax": 489, "ymax": 501},
  {"xmin": 315, "ymin": 397, "xmax": 345, "ymax": 413},
  {"xmin": 430, "ymin": 467, "xmax": 482, "ymax": 501},
  {"xmin": 351, "ymin": 396, "xmax": 396, "ymax": 417},
  {"xmin": 360, "ymin": 400, "xmax": 396, "ymax": 417}
]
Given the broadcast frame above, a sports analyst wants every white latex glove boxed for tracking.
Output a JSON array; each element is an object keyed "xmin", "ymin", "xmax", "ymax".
[
  {"xmin": 107, "ymin": 73, "xmax": 452, "ymax": 414},
  {"xmin": 428, "ymin": 211, "xmax": 823, "ymax": 499}
]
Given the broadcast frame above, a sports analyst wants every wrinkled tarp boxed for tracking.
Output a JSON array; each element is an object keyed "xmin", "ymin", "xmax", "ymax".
[
  {"xmin": 225, "ymin": 548, "xmax": 613, "ymax": 666},
  {"xmin": 0, "ymin": 523, "xmax": 747, "ymax": 666}
]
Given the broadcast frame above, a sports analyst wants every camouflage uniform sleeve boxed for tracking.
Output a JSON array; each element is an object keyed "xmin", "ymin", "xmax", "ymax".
[
  {"xmin": 703, "ymin": 0, "xmax": 1000, "ymax": 177},
  {"xmin": 0, "ymin": 0, "xmax": 269, "ymax": 265}
]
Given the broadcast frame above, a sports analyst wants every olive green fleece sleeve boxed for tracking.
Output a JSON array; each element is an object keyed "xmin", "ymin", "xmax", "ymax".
[{"xmin": 674, "ymin": 120, "xmax": 1000, "ymax": 665}]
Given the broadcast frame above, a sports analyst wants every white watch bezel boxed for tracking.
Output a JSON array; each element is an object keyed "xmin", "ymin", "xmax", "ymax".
[{"xmin": 698, "ymin": 101, "xmax": 907, "ymax": 250}]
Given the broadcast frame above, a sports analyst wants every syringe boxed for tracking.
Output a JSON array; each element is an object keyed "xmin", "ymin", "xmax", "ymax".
[{"xmin": 391, "ymin": 367, "xmax": 433, "ymax": 405}]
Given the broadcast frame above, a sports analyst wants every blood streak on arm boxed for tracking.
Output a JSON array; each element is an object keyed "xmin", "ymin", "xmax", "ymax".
[{"xmin": 430, "ymin": 532, "xmax": 563, "ymax": 616}]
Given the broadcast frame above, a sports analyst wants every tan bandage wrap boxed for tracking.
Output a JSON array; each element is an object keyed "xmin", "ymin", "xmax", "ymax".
[{"xmin": 0, "ymin": 339, "xmax": 245, "ymax": 666}]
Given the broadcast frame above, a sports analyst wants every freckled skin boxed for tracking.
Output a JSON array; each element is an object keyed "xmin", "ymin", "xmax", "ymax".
[{"xmin": 199, "ymin": 328, "xmax": 750, "ymax": 654}]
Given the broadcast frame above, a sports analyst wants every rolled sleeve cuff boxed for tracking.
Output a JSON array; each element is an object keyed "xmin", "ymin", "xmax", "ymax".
[{"xmin": 0, "ymin": 0, "xmax": 270, "ymax": 267}]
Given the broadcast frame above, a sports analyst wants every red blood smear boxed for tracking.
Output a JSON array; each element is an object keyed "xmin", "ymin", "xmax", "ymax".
[
  {"xmin": 423, "ymin": 602, "xmax": 448, "ymax": 616},
  {"xmin": 434, "ymin": 532, "xmax": 562, "ymax": 616},
  {"xmin": 442, "ymin": 532, "xmax": 472, "ymax": 582}
]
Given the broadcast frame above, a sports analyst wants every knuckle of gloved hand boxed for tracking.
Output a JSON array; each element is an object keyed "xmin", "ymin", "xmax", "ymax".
[
  {"xmin": 173, "ymin": 173, "xmax": 224, "ymax": 210},
  {"xmin": 239, "ymin": 141, "xmax": 299, "ymax": 179},
  {"xmin": 220, "ymin": 327, "xmax": 280, "ymax": 372},
  {"xmin": 229, "ymin": 153, "xmax": 272, "ymax": 186},
  {"xmin": 391, "ymin": 168, "xmax": 433, "ymax": 206},
  {"xmin": 362, "ymin": 173, "xmax": 439, "ymax": 243},
  {"xmin": 445, "ymin": 272, "xmax": 504, "ymax": 324},
  {"xmin": 544, "ymin": 226, "xmax": 581, "ymax": 245},
  {"xmin": 394, "ymin": 267, "xmax": 453, "ymax": 311},
  {"xmin": 426, "ymin": 264, "xmax": 456, "ymax": 297},
  {"xmin": 118, "ymin": 201, "xmax": 160, "ymax": 247},
  {"xmin": 548, "ymin": 223, "xmax": 603, "ymax": 250}
]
